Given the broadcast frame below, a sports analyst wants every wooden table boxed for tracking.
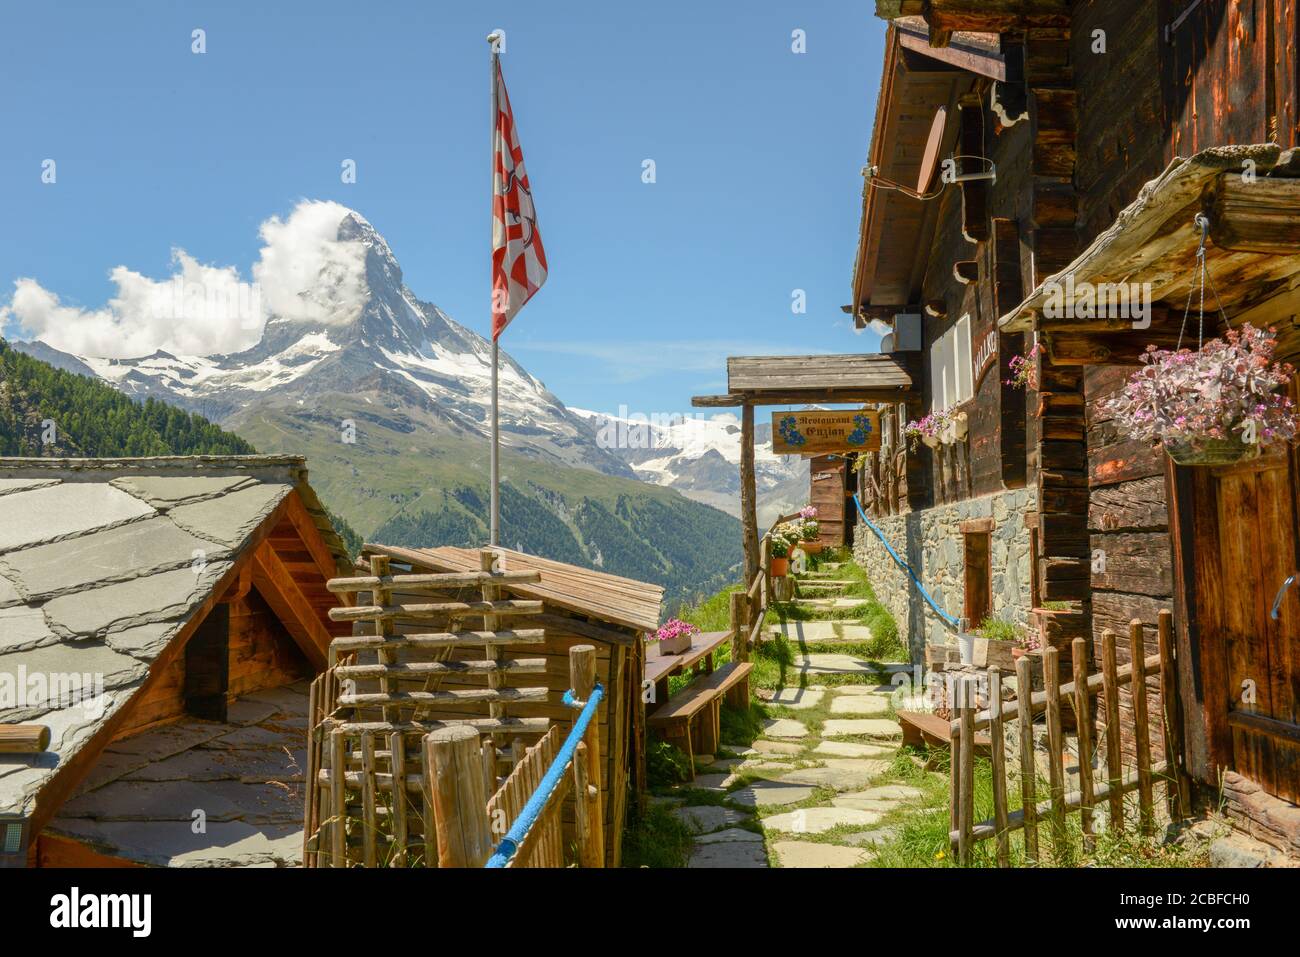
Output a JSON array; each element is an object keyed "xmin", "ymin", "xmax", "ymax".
[{"xmin": 645, "ymin": 630, "xmax": 730, "ymax": 712}]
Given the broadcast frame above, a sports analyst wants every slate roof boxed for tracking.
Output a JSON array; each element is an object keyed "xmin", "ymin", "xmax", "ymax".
[
  {"xmin": 0, "ymin": 455, "xmax": 350, "ymax": 819},
  {"xmin": 47, "ymin": 682, "xmax": 310, "ymax": 867}
]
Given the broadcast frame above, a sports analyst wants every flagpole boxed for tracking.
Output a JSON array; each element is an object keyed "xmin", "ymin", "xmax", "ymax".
[{"xmin": 488, "ymin": 32, "xmax": 501, "ymax": 548}]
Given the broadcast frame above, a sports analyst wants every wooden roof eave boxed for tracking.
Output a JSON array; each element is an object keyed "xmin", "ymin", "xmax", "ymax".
[
  {"xmin": 999, "ymin": 145, "xmax": 1300, "ymax": 343},
  {"xmin": 852, "ymin": 24, "xmax": 980, "ymax": 326}
]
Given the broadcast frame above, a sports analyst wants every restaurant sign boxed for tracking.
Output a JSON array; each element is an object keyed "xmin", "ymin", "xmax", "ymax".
[{"xmin": 772, "ymin": 409, "xmax": 882, "ymax": 455}]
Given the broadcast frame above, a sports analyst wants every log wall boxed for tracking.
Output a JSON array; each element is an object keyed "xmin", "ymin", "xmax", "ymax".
[{"xmin": 1085, "ymin": 366, "xmax": 1171, "ymax": 764}]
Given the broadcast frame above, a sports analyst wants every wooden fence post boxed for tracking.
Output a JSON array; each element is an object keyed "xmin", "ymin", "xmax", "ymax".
[
  {"xmin": 570, "ymin": 644, "xmax": 606, "ymax": 867},
  {"xmin": 1043, "ymin": 646, "xmax": 1067, "ymax": 859},
  {"xmin": 1130, "ymin": 619, "xmax": 1155, "ymax": 835},
  {"xmin": 730, "ymin": 590, "xmax": 750, "ymax": 663},
  {"xmin": 1071, "ymin": 637, "xmax": 1096, "ymax": 851},
  {"xmin": 987, "ymin": 669, "xmax": 1009, "ymax": 867},
  {"xmin": 956, "ymin": 675, "xmax": 976, "ymax": 866},
  {"xmin": 426, "ymin": 725, "xmax": 493, "ymax": 868},
  {"xmin": 1158, "ymin": 609, "xmax": 1192, "ymax": 819},
  {"xmin": 1101, "ymin": 629, "xmax": 1123, "ymax": 834},
  {"xmin": 1015, "ymin": 653, "xmax": 1039, "ymax": 864}
]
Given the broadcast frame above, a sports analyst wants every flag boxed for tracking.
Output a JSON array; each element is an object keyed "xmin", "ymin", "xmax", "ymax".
[{"xmin": 491, "ymin": 57, "xmax": 547, "ymax": 340}]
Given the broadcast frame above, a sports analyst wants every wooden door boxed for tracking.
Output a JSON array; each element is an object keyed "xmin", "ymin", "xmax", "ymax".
[
  {"xmin": 1208, "ymin": 450, "xmax": 1300, "ymax": 802},
  {"xmin": 810, "ymin": 456, "xmax": 846, "ymax": 546}
]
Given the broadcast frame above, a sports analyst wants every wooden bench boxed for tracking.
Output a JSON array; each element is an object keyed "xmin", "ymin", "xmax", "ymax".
[
  {"xmin": 646, "ymin": 662, "xmax": 754, "ymax": 768},
  {"xmin": 646, "ymin": 683, "xmax": 719, "ymax": 768},
  {"xmin": 897, "ymin": 710, "xmax": 993, "ymax": 756}
]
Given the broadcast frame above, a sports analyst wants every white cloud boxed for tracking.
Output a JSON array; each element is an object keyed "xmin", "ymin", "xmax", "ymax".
[{"xmin": 1, "ymin": 199, "xmax": 369, "ymax": 358}]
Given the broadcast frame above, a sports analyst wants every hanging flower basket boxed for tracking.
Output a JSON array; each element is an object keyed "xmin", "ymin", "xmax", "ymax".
[
  {"xmin": 1105, "ymin": 324, "xmax": 1298, "ymax": 467},
  {"xmin": 1164, "ymin": 435, "xmax": 1262, "ymax": 467}
]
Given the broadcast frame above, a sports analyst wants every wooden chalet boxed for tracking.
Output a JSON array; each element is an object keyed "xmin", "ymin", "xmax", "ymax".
[
  {"xmin": 0, "ymin": 455, "xmax": 353, "ymax": 867},
  {"xmin": 348, "ymin": 543, "xmax": 664, "ymax": 867},
  {"xmin": 851, "ymin": 2, "xmax": 1300, "ymax": 858}
]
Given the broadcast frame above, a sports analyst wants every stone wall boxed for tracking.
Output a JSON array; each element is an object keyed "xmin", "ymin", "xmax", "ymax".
[{"xmin": 852, "ymin": 487, "xmax": 1037, "ymax": 663}]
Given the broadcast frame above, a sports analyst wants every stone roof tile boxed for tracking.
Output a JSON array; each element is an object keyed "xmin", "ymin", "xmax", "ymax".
[{"xmin": 0, "ymin": 483, "xmax": 155, "ymax": 553}]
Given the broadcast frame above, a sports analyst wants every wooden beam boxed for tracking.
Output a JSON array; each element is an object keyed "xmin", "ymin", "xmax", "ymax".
[
  {"xmin": 250, "ymin": 539, "xmax": 332, "ymax": 671},
  {"xmin": 691, "ymin": 394, "xmax": 744, "ymax": 408},
  {"xmin": 740, "ymin": 404, "xmax": 759, "ymax": 589},
  {"xmin": 1211, "ymin": 175, "xmax": 1300, "ymax": 254}
]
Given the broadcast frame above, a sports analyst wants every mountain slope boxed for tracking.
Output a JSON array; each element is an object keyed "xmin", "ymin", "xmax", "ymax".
[
  {"xmin": 0, "ymin": 338, "xmax": 255, "ymax": 457},
  {"xmin": 571, "ymin": 407, "xmax": 810, "ymax": 528},
  {"xmin": 8, "ymin": 207, "xmax": 740, "ymax": 608}
]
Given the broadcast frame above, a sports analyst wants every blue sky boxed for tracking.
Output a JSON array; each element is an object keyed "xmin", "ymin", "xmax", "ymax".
[{"xmin": 0, "ymin": 1, "xmax": 885, "ymax": 416}]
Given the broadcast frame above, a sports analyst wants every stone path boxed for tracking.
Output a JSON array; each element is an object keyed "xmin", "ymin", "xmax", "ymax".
[
  {"xmin": 679, "ymin": 681, "xmax": 921, "ymax": 867},
  {"xmin": 668, "ymin": 560, "xmax": 927, "ymax": 867}
]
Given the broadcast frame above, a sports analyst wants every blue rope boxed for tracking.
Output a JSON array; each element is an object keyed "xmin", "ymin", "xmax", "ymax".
[
  {"xmin": 850, "ymin": 493, "xmax": 959, "ymax": 629},
  {"xmin": 484, "ymin": 682, "xmax": 605, "ymax": 867}
]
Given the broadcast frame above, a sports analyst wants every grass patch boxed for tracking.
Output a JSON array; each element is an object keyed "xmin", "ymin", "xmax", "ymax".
[
  {"xmin": 645, "ymin": 739, "xmax": 693, "ymax": 788},
  {"xmin": 621, "ymin": 802, "xmax": 694, "ymax": 868}
]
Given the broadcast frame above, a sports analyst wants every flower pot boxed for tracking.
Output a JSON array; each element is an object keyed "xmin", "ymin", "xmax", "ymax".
[
  {"xmin": 770, "ymin": 557, "xmax": 789, "ymax": 577},
  {"xmin": 922, "ymin": 433, "xmax": 941, "ymax": 449},
  {"xmin": 1012, "ymin": 646, "xmax": 1027, "ymax": 660},
  {"xmin": 656, "ymin": 632, "xmax": 693, "ymax": 655},
  {"xmin": 801, "ymin": 540, "xmax": 823, "ymax": 554},
  {"xmin": 1164, "ymin": 436, "xmax": 1261, "ymax": 467}
]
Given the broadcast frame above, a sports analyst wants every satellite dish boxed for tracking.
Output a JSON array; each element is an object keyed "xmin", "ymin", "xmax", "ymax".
[{"xmin": 917, "ymin": 106, "xmax": 948, "ymax": 195}]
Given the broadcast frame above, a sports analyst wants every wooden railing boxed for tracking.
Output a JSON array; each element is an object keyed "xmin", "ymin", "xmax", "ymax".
[
  {"xmin": 729, "ymin": 511, "xmax": 801, "ymax": 658},
  {"xmin": 949, "ymin": 610, "xmax": 1192, "ymax": 866}
]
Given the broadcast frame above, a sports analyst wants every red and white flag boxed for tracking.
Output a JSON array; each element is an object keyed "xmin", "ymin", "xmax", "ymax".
[{"xmin": 491, "ymin": 57, "xmax": 547, "ymax": 340}]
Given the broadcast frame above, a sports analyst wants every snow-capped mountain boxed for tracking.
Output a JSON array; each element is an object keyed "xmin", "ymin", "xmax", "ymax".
[
  {"xmin": 570, "ymin": 408, "xmax": 809, "ymax": 527},
  {"xmin": 19, "ymin": 211, "xmax": 630, "ymax": 479}
]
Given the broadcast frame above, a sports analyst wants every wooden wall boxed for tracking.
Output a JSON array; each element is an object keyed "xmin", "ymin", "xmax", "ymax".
[
  {"xmin": 1085, "ymin": 366, "xmax": 1171, "ymax": 763},
  {"xmin": 382, "ymin": 573, "xmax": 637, "ymax": 867},
  {"xmin": 112, "ymin": 585, "xmax": 310, "ymax": 739}
]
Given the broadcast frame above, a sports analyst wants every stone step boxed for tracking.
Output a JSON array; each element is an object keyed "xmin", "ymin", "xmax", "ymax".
[
  {"xmin": 786, "ymin": 597, "xmax": 870, "ymax": 611},
  {"xmin": 772, "ymin": 841, "xmax": 870, "ymax": 868},
  {"xmin": 768, "ymin": 621, "xmax": 876, "ymax": 644}
]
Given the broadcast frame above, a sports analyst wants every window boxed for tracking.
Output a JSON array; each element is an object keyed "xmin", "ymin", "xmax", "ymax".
[{"xmin": 930, "ymin": 313, "xmax": 974, "ymax": 412}]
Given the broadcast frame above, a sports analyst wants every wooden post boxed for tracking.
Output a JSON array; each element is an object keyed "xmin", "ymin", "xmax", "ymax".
[
  {"xmin": 761, "ymin": 534, "xmax": 771, "ymax": 612},
  {"xmin": 389, "ymin": 730, "xmax": 409, "ymax": 866},
  {"xmin": 987, "ymin": 669, "xmax": 1010, "ymax": 867},
  {"xmin": 426, "ymin": 725, "xmax": 492, "ymax": 867},
  {"xmin": 360, "ymin": 731, "xmax": 378, "ymax": 866},
  {"xmin": 741, "ymin": 403, "xmax": 759, "ymax": 590},
  {"xmin": 1015, "ymin": 653, "xmax": 1039, "ymax": 864},
  {"xmin": 1043, "ymin": 646, "xmax": 1067, "ymax": 859},
  {"xmin": 957, "ymin": 675, "xmax": 976, "ymax": 866},
  {"xmin": 480, "ymin": 548, "xmax": 505, "ymax": 776},
  {"xmin": 570, "ymin": 644, "xmax": 606, "ymax": 867},
  {"xmin": 573, "ymin": 740, "xmax": 599, "ymax": 867},
  {"xmin": 1071, "ymin": 637, "xmax": 1095, "ymax": 851},
  {"xmin": 1158, "ymin": 609, "xmax": 1191, "ymax": 819},
  {"xmin": 370, "ymin": 554, "xmax": 398, "ymax": 724},
  {"xmin": 0, "ymin": 724, "xmax": 50, "ymax": 753},
  {"xmin": 1101, "ymin": 629, "xmax": 1123, "ymax": 834},
  {"xmin": 329, "ymin": 728, "xmax": 347, "ymax": 868},
  {"xmin": 729, "ymin": 591, "xmax": 750, "ymax": 663},
  {"xmin": 1130, "ymin": 619, "xmax": 1154, "ymax": 835}
]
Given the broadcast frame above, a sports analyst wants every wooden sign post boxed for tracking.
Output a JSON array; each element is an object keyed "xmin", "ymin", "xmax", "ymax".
[{"xmin": 771, "ymin": 409, "xmax": 882, "ymax": 455}]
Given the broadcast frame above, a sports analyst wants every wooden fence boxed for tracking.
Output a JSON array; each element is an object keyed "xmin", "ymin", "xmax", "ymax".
[
  {"xmin": 728, "ymin": 511, "xmax": 801, "ymax": 654},
  {"xmin": 302, "ymin": 550, "xmax": 605, "ymax": 867},
  {"xmin": 949, "ymin": 609, "xmax": 1193, "ymax": 865}
]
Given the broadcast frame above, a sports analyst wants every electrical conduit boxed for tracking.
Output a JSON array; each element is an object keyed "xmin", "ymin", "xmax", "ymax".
[
  {"xmin": 484, "ymin": 682, "xmax": 605, "ymax": 867},
  {"xmin": 851, "ymin": 493, "xmax": 959, "ymax": 629}
]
